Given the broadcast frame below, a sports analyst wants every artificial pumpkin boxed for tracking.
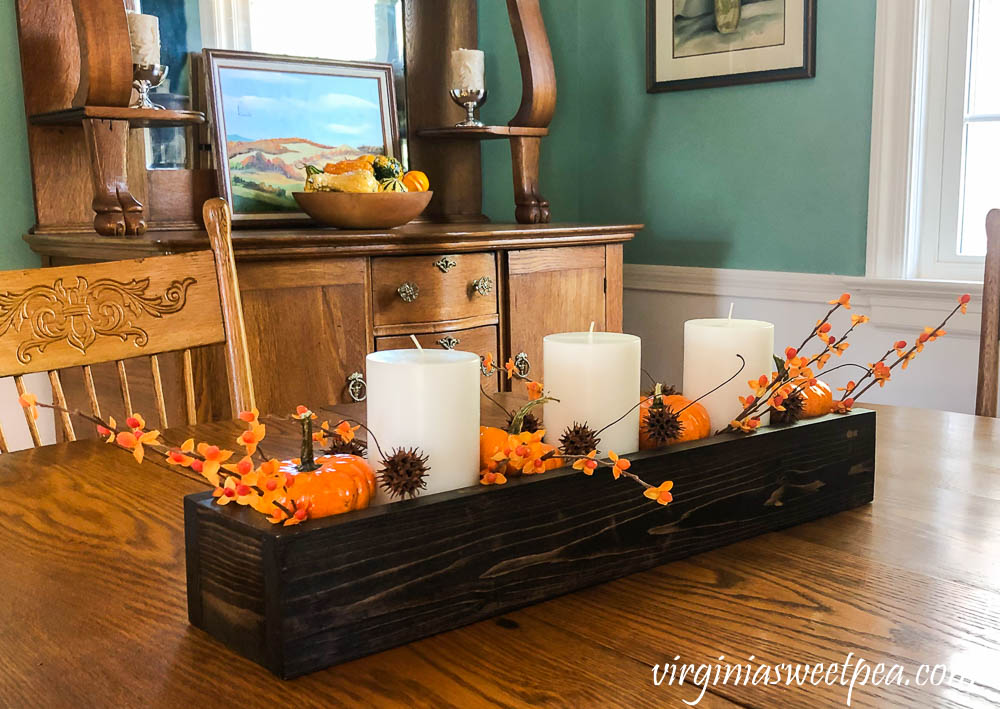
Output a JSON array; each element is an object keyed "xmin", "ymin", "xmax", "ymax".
[
  {"xmin": 278, "ymin": 454, "xmax": 376, "ymax": 518},
  {"xmin": 479, "ymin": 427, "xmax": 562, "ymax": 476},
  {"xmin": 402, "ymin": 170, "xmax": 430, "ymax": 192},
  {"xmin": 372, "ymin": 155, "xmax": 404, "ymax": 180},
  {"xmin": 639, "ymin": 393, "xmax": 711, "ymax": 450},
  {"xmin": 274, "ymin": 413, "xmax": 376, "ymax": 520},
  {"xmin": 798, "ymin": 380, "xmax": 834, "ymax": 418},
  {"xmin": 378, "ymin": 177, "xmax": 408, "ymax": 192}
]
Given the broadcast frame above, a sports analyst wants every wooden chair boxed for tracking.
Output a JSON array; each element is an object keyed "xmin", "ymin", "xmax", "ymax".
[
  {"xmin": 976, "ymin": 208, "xmax": 1000, "ymax": 416},
  {"xmin": 0, "ymin": 199, "xmax": 255, "ymax": 451}
]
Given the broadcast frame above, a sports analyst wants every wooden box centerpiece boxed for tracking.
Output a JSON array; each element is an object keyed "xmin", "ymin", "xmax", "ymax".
[{"xmin": 184, "ymin": 409, "xmax": 876, "ymax": 679}]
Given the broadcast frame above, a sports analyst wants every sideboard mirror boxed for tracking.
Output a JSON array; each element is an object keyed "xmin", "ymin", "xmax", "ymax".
[{"xmin": 139, "ymin": 0, "xmax": 408, "ymax": 169}]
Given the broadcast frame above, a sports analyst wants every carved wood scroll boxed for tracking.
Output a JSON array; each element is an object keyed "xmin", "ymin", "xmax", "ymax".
[
  {"xmin": 70, "ymin": 0, "xmax": 134, "ymax": 108},
  {"xmin": 0, "ymin": 252, "xmax": 226, "ymax": 376},
  {"xmin": 506, "ymin": 0, "xmax": 556, "ymax": 224}
]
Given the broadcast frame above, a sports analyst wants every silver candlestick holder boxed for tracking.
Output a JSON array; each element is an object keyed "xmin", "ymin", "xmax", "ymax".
[
  {"xmin": 449, "ymin": 88, "xmax": 487, "ymax": 127},
  {"xmin": 132, "ymin": 64, "xmax": 169, "ymax": 109}
]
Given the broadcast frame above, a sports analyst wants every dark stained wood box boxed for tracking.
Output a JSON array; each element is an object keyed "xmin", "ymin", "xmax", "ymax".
[{"xmin": 184, "ymin": 409, "xmax": 876, "ymax": 679}]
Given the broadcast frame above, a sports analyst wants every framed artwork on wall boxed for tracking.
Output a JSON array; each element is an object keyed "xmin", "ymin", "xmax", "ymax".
[
  {"xmin": 647, "ymin": 0, "xmax": 817, "ymax": 92},
  {"xmin": 204, "ymin": 50, "xmax": 400, "ymax": 224}
]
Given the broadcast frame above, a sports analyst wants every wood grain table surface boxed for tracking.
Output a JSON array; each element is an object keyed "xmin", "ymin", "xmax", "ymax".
[{"xmin": 0, "ymin": 400, "xmax": 998, "ymax": 708}]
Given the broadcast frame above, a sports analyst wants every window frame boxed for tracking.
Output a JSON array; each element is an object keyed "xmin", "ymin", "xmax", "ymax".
[{"xmin": 866, "ymin": 0, "xmax": 984, "ymax": 282}]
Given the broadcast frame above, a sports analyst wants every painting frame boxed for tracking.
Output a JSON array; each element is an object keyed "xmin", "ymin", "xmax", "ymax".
[
  {"xmin": 204, "ymin": 49, "xmax": 400, "ymax": 225},
  {"xmin": 646, "ymin": 0, "xmax": 816, "ymax": 93}
]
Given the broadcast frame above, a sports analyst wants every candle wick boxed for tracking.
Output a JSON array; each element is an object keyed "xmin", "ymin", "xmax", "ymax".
[
  {"xmin": 728, "ymin": 303, "xmax": 734, "ymax": 321},
  {"xmin": 409, "ymin": 334, "xmax": 423, "ymax": 350},
  {"xmin": 589, "ymin": 321, "xmax": 595, "ymax": 333}
]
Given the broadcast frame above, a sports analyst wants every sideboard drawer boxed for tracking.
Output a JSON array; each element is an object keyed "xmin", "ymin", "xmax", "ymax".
[
  {"xmin": 372, "ymin": 253, "xmax": 498, "ymax": 326},
  {"xmin": 375, "ymin": 324, "xmax": 497, "ymax": 357}
]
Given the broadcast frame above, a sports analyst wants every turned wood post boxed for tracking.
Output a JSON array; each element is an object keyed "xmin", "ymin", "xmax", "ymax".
[
  {"xmin": 506, "ymin": 0, "xmax": 556, "ymax": 224},
  {"xmin": 71, "ymin": 0, "xmax": 147, "ymax": 236}
]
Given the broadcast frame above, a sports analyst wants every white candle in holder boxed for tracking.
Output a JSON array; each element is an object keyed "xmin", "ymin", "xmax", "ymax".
[
  {"xmin": 450, "ymin": 48, "xmax": 485, "ymax": 91},
  {"xmin": 683, "ymin": 318, "xmax": 775, "ymax": 431},
  {"xmin": 543, "ymin": 332, "xmax": 641, "ymax": 457},
  {"xmin": 366, "ymin": 349, "xmax": 480, "ymax": 500},
  {"xmin": 127, "ymin": 12, "xmax": 161, "ymax": 66}
]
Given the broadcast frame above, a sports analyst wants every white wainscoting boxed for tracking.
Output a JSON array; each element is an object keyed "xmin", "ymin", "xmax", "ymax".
[
  {"xmin": 624, "ymin": 264, "xmax": 986, "ymax": 414},
  {"xmin": 0, "ymin": 372, "xmax": 56, "ymax": 451}
]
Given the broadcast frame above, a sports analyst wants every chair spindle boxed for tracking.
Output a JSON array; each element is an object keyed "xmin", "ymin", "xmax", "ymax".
[{"xmin": 47, "ymin": 370, "xmax": 75, "ymax": 441}]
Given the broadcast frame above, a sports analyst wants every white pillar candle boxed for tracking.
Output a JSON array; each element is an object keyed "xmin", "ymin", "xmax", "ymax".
[
  {"xmin": 366, "ymin": 349, "xmax": 480, "ymax": 500},
  {"xmin": 683, "ymin": 318, "xmax": 775, "ymax": 431},
  {"xmin": 543, "ymin": 332, "xmax": 641, "ymax": 457},
  {"xmin": 127, "ymin": 12, "xmax": 160, "ymax": 66},
  {"xmin": 450, "ymin": 48, "xmax": 485, "ymax": 91}
]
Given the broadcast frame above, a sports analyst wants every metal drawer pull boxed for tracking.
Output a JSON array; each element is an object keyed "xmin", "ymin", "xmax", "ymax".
[
  {"xmin": 434, "ymin": 256, "xmax": 457, "ymax": 273},
  {"xmin": 481, "ymin": 355, "xmax": 496, "ymax": 377},
  {"xmin": 397, "ymin": 282, "xmax": 419, "ymax": 302},
  {"xmin": 347, "ymin": 372, "xmax": 367, "ymax": 402},
  {"xmin": 471, "ymin": 276, "xmax": 493, "ymax": 297},
  {"xmin": 513, "ymin": 352, "xmax": 530, "ymax": 377},
  {"xmin": 437, "ymin": 336, "xmax": 461, "ymax": 350}
]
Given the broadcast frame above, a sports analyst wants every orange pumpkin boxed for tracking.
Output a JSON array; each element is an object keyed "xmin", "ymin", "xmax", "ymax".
[
  {"xmin": 279, "ymin": 454, "xmax": 375, "ymax": 519},
  {"xmin": 479, "ymin": 426, "xmax": 562, "ymax": 475},
  {"xmin": 798, "ymin": 380, "xmax": 834, "ymax": 418},
  {"xmin": 402, "ymin": 170, "xmax": 430, "ymax": 192},
  {"xmin": 639, "ymin": 394, "xmax": 712, "ymax": 449}
]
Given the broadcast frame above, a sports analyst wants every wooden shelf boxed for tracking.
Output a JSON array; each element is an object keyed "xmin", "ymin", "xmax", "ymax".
[
  {"xmin": 30, "ymin": 106, "xmax": 206, "ymax": 128},
  {"xmin": 417, "ymin": 125, "xmax": 549, "ymax": 140}
]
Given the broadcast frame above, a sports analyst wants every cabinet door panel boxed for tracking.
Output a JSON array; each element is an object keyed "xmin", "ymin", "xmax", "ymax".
[
  {"xmin": 507, "ymin": 246, "xmax": 608, "ymax": 383},
  {"xmin": 238, "ymin": 259, "xmax": 370, "ymax": 413}
]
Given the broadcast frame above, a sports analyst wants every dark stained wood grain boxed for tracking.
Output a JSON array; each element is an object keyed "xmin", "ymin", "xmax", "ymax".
[
  {"xmin": 0, "ymin": 403, "xmax": 999, "ymax": 706},
  {"xmin": 186, "ymin": 410, "xmax": 876, "ymax": 678}
]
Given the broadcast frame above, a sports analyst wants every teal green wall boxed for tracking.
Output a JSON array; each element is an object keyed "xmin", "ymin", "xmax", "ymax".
[
  {"xmin": 0, "ymin": 2, "xmax": 875, "ymax": 276},
  {"xmin": 480, "ymin": 0, "xmax": 876, "ymax": 276},
  {"xmin": 1, "ymin": 5, "xmax": 36, "ymax": 270}
]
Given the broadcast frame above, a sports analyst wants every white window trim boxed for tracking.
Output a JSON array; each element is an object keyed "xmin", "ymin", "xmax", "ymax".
[
  {"xmin": 199, "ymin": 0, "xmax": 251, "ymax": 51},
  {"xmin": 866, "ymin": 0, "xmax": 982, "ymax": 283}
]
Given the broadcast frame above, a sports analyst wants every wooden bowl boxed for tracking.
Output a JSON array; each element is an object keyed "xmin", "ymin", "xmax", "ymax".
[{"xmin": 293, "ymin": 191, "xmax": 433, "ymax": 229}]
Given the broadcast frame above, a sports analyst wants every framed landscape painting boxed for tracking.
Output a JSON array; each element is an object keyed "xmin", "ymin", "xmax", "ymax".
[
  {"xmin": 647, "ymin": 0, "xmax": 816, "ymax": 92},
  {"xmin": 204, "ymin": 50, "xmax": 400, "ymax": 223}
]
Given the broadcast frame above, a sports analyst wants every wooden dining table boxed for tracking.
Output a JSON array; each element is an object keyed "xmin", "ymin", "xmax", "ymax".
[{"xmin": 1, "ymin": 400, "xmax": 998, "ymax": 708}]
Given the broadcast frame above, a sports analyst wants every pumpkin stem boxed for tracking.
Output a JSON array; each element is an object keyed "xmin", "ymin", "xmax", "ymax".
[
  {"xmin": 651, "ymin": 382, "xmax": 665, "ymax": 409},
  {"xmin": 297, "ymin": 415, "xmax": 320, "ymax": 473},
  {"xmin": 508, "ymin": 396, "xmax": 557, "ymax": 435}
]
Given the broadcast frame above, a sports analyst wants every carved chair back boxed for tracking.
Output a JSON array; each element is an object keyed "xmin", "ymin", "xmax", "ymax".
[
  {"xmin": 0, "ymin": 199, "xmax": 255, "ymax": 451},
  {"xmin": 976, "ymin": 209, "xmax": 1000, "ymax": 416}
]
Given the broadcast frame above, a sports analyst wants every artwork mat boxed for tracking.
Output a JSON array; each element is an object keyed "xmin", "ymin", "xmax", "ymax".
[
  {"xmin": 204, "ymin": 49, "xmax": 400, "ymax": 224},
  {"xmin": 647, "ymin": 0, "xmax": 816, "ymax": 92}
]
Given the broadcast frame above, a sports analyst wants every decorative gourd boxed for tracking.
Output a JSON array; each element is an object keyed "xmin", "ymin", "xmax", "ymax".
[
  {"xmin": 372, "ymin": 155, "xmax": 404, "ymax": 180},
  {"xmin": 799, "ymin": 380, "xmax": 834, "ymax": 418},
  {"xmin": 639, "ymin": 390, "xmax": 711, "ymax": 449},
  {"xmin": 324, "ymin": 158, "xmax": 374, "ymax": 175},
  {"xmin": 304, "ymin": 168, "xmax": 379, "ymax": 193},
  {"xmin": 402, "ymin": 170, "xmax": 430, "ymax": 192},
  {"xmin": 378, "ymin": 177, "xmax": 408, "ymax": 192}
]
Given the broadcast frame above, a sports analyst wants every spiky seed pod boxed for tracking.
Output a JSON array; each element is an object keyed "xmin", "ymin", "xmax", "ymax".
[
  {"xmin": 770, "ymin": 391, "xmax": 805, "ymax": 425},
  {"xmin": 559, "ymin": 422, "xmax": 601, "ymax": 457},
  {"xmin": 325, "ymin": 438, "xmax": 367, "ymax": 457},
  {"xmin": 645, "ymin": 383, "xmax": 679, "ymax": 398},
  {"xmin": 642, "ymin": 405, "xmax": 684, "ymax": 447},
  {"xmin": 507, "ymin": 410, "xmax": 541, "ymax": 435},
  {"xmin": 378, "ymin": 448, "xmax": 429, "ymax": 500}
]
